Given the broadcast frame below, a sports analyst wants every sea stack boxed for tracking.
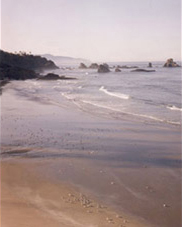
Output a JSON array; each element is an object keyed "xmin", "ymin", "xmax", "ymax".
[
  {"xmin": 98, "ymin": 64, "xmax": 110, "ymax": 73},
  {"xmin": 148, "ymin": 62, "xmax": 152, "ymax": 68},
  {"xmin": 79, "ymin": 63, "xmax": 87, "ymax": 69},
  {"xmin": 89, "ymin": 63, "xmax": 99, "ymax": 69},
  {"xmin": 163, "ymin": 59, "xmax": 180, "ymax": 67},
  {"xmin": 115, "ymin": 67, "xmax": 121, "ymax": 72}
]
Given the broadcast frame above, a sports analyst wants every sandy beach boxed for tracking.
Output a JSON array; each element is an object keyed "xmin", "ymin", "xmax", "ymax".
[
  {"xmin": 1, "ymin": 156, "xmax": 152, "ymax": 227},
  {"xmin": 1, "ymin": 82, "xmax": 181, "ymax": 227}
]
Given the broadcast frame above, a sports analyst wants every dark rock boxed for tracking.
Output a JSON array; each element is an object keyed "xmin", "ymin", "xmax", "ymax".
[
  {"xmin": 0, "ymin": 49, "xmax": 59, "ymax": 81},
  {"xmin": 38, "ymin": 73, "xmax": 76, "ymax": 80},
  {"xmin": 0, "ymin": 79, "xmax": 9, "ymax": 87},
  {"xmin": 79, "ymin": 63, "xmax": 87, "ymax": 69},
  {"xmin": 0, "ymin": 62, "xmax": 38, "ymax": 80},
  {"xmin": 115, "ymin": 67, "xmax": 121, "ymax": 72},
  {"xmin": 148, "ymin": 62, "xmax": 152, "ymax": 68},
  {"xmin": 103, "ymin": 63, "xmax": 110, "ymax": 68},
  {"xmin": 98, "ymin": 64, "xmax": 110, "ymax": 73},
  {"xmin": 59, "ymin": 75, "xmax": 76, "ymax": 80},
  {"xmin": 89, "ymin": 63, "xmax": 99, "ymax": 69},
  {"xmin": 163, "ymin": 58, "xmax": 180, "ymax": 67},
  {"xmin": 0, "ymin": 50, "xmax": 58, "ymax": 71},
  {"xmin": 0, "ymin": 79, "xmax": 10, "ymax": 95},
  {"xmin": 38, "ymin": 73, "xmax": 60, "ymax": 80},
  {"xmin": 131, "ymin": 69, "xmax": 156, "ymax": 72}
]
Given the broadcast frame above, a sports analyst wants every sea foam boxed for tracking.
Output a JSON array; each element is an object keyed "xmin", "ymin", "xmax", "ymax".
[
  {"xmin": 99, "ymin": 86, "xmax": 130, "ymax": 100},
  {"xmin": 166, "ymin": 105, "xmax": 182, "ymax": 112}
]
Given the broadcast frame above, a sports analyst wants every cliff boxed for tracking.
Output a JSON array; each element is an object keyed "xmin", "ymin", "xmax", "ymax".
[{"xmin": 0, "ymin": 50, "xmax": 59, "ymax": 80}]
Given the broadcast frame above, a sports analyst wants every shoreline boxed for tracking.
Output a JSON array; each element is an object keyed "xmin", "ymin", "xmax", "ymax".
[{"xmin": 1, "ymin": 82, "xmax": 181, "ymax": 227}]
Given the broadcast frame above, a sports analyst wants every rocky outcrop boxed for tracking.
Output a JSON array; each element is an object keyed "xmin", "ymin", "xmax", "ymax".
[
  {"xmin": 38, "ymin": 73, "xmax": 76, "ymax": 80},
  {"xmin": 79, "ymin": 63, "xmax": 87, "ymax": 69},
  {"xmin": 0, "ymin": 50, "xmax": 59, "ymax": 81},
  {"xmin": 163, "ymin": 59, "xmax": 180, "ymax": 67},
  {"xmin": 38, "ymin": 73, "xmax": 60, "ymax": 80},
  {"xmin": 115, "ymin": 67, "xmax": 121, "ymax": 72},
  {"xmin": 98, "ymin": 64, "xmax": 110, "ymax": 73},
  {"xmin": 0, "ymin": 62, "xmax": 38, "ymax": 80},
  {"xmin": 0, "ymin": 79, "xmax": 9, "ymax": 95},
  {"xmin": 131, "ymin": 69, "xmax": 156, "ymax": 72},
  {"xmin": 89, "ymin": 63, "xmax": 99, "ymax": 69},
  {"xmin": 103, "ymin": 63, "xmax": 109, "ymax": 68},
  {"xmin": 0, "ymin": 50, "xmax": 58, "ymax": 71},
  {"xmin": 148, "ymin": 62, "xmax": 152, "ymax": 68}
]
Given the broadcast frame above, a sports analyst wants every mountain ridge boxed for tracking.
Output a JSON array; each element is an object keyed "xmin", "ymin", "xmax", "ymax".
[{"xmin": 42, "ymin": 54, "xmax": 91, "ymax": 66}]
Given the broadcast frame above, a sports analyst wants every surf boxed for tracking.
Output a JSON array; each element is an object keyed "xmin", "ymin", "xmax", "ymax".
[
  {"xmin": 166, "ymin": 105, "xmax": 182, "ymax": 112},
  {"xmin": 99, "ymin": 86, "xmax": 130, "ymax": 100}
]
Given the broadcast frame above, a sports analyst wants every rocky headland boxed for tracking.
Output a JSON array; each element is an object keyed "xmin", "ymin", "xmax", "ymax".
[{"xmin": 0, "ymin": 50, "xmax": 59, "ymax": 81}]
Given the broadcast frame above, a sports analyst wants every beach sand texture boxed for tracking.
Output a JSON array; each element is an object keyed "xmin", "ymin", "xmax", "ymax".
[{"xmin": 1, "ymin": 81, "xmax": 181, "ymax": 227}]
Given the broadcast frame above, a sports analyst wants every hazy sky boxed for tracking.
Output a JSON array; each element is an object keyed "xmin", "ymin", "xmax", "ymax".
[{"xmin": 1, "ymin": 0, "xmax": 181, "ymax": 61}]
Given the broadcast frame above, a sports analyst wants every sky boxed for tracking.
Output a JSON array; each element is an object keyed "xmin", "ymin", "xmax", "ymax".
[{"xmin": 1, "ymin": 0, "xmax": 181, "ymax": 61}]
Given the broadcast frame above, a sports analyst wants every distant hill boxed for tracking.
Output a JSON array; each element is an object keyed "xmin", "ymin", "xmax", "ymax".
[{"xmin": 42, "ymin": 54, "xmax": 91, "ymax": 66}]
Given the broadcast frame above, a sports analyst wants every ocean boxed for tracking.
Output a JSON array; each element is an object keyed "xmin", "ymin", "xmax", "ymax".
[{"xmin": 13, "ymin": 61, "xmax": 181, "ymax": 127}]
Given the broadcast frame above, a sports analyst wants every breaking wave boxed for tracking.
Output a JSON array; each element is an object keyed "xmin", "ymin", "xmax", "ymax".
[
  {"xmin": 81, "ymin": 100, "xmax": 180, "ymax": 126},
  {"xmin": 166, "ymin": 105, "xmax": 182, "ymax": 112},
  {"xmin": 99, "ymin": 86, "xmax": 130, "ymax": 100}
]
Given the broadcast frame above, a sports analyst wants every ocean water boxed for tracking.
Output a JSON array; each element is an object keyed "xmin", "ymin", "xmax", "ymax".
[{"xmin": 12, "ymin": 62, "xmax": 181, "ymax": 127}]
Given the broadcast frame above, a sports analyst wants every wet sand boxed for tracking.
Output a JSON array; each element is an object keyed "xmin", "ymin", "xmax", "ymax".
[
  {"xmin": 1, "ymin": 158, "xmax": 151, "ymax": 227},
  {"xmin": 1, "ymin": 83, "xmax": 181, "ymax": 227}
]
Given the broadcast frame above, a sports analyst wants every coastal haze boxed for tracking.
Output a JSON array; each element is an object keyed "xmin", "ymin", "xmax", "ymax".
[
  {"xmin": 1, "ymin": 0, "xmax": 181, "ymax": 227},
  {"xmin": 1, "ymin": 0, "xmax": 181, "ymax": 61}
]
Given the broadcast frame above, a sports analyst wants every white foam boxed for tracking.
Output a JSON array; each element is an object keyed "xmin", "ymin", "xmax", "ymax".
[
  {"xmin": 99, "ymin": 86, "xmax": 130, "ymax": 100},
  {"xmin": 166, "ymin": 105, "xmax": 182, "ymax": 112},
  {"xmin": 82, "ymin": 100, "xmax": 120, "ymax": 112},
  {"xmin": 81, "ymin": 100, "xmax": 180, "ymax": 125}
]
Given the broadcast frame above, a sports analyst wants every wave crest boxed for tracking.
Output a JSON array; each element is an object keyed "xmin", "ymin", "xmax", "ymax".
[
  {"xmin": 166, "ymin": 105, "xmax": 182, "ymax": 112},
  {"xmin": 99, "ymin": 86, "xmax": 130, "ymax": 100}
]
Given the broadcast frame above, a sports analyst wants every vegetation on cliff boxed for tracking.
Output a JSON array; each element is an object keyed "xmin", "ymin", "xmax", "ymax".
[{"xmin": 0, "ymin": 50, "xmax": 59, "ymax": 80}]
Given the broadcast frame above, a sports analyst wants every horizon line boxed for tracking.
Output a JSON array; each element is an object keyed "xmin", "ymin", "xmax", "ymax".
[{"xmin": 1, "ymin": 49, "xmax": 181, "ymax": 63}]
